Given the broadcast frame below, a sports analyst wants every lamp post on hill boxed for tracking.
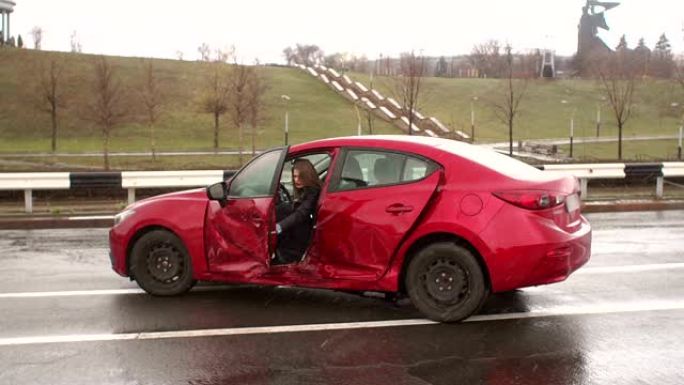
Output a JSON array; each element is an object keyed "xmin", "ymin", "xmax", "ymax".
[
  {"xmin": 674, "ymin": 102, "xmax": 683, "ymax": 160},
  {"xmin": 281, "ymin": 94, "xmax": 290, "ymax": 145},
  {"xmin": 596, "ymin": 96, "xmax": 607, "ymax": 137},
  {"xmin": 470, "ymin": 96, "xmax": 478, "ymax": 142},
  {"xmin": 562, "ymin": 100, "xmax": 576, "ymax": 158}
]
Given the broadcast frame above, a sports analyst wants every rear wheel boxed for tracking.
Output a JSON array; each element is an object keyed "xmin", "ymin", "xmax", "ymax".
[
  {"xmin": 130, "ymin": 230, "xmax": 196, "ymax": 296},
  {"xmin": 406, "ymin": 242, "xmax": 487, "ymax": 322}
]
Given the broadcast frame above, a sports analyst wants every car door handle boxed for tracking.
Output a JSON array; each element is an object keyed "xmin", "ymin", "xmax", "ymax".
[{"xmin": 385, "ymin": 204, "xmax": 414, "ymax": 214}]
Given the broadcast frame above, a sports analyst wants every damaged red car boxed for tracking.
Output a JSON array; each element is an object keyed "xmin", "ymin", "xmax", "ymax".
[{"xmin": 109, "ymin": 136, "xmax": 591, "ymax": 322}]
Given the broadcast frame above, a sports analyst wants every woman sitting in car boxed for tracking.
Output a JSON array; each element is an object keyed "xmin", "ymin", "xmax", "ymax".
[{"xmin": 274, "ymin": 159, "xmax": 321, "ymax": 265}]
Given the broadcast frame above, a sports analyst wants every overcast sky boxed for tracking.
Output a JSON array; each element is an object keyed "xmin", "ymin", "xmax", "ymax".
[{"xmin": 9, "ymin": 0, "xmax": 684, "ymax": 63}]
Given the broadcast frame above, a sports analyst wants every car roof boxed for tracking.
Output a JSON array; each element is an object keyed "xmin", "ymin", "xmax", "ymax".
[{"xmin": 291, "ymin": 135, "xmax": 544, "ymax": 179}]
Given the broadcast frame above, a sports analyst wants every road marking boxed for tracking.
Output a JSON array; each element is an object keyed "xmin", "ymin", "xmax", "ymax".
[
  {"xmin": 577, "ymin": 263, "xmax": 684, "ymax": 275},
  {"xmin": 1, "ymin": 299, "xmax": 683, "ymax": 347},
  {"xmin": 67, "ymin": 215, "xmax": 114, "ymax": 221},
  {"xmin": 0, "ymin": 285, "xmax": 231, "ymax": 299},
  {"xmin": 0, "ymin": 288, "xmax": 145, "ymax": 298},
  {"xmin": 1, "ymin": 263, "xmax": 682, "ymax": 299}
]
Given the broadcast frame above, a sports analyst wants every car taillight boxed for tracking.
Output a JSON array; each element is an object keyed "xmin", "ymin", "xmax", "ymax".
[{"xmin": 493, "ymin": 190, "xmax": 566, "ymax": 210}]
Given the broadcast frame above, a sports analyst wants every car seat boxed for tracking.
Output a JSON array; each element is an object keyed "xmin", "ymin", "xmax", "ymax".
[{"xmin": 339, "ymin": 156, "xmax": 367, "ymax": 189}]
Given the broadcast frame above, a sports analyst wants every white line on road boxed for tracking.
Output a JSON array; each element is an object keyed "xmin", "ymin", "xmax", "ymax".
[
  {"xmin": 1, "ymin": 263, "xmax": 682, "ymax": 299},
  {"xmin": 577, "ymin": 263, "xmax": 684, "ymax": 275},
  {"xmin": 0, "ymin": 285, "xmax": 233, "ymax": 299},
  {"xmin": 0, "ymin": 299, "xmax": 683, "ymax": 347},
  {"xmin": 0, "ymin": 288, "xmax": 145, "ymax": 298}
]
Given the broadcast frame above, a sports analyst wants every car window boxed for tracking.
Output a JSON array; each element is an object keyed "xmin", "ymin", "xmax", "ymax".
[
  {"xmin": 403, "ymin": 156, "xmax": 432, "ymax": 182},
  {"xmin": 228, "ymin": 149, "xmax": 284, "ymax": 197},
  {"xmin": 335, "ymin": 150, "xmax": 435, "ymax": 191},
  {"xmin": 280, "ymin": 152, "xmax": 331, "ymax": 196}
]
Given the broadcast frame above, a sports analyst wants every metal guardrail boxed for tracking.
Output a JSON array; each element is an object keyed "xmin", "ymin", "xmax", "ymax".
[
  {"xmin": 1, "ymin": 164, "xmax": 682, "ymax": 214},
  {"xmin": 540, "ymin": 163, "xmax": 625, "ymax": 197}
]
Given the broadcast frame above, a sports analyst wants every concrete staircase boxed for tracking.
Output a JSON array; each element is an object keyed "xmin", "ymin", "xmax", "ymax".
[{"xmin": 295, "ymin": 63, "xmax": 470, "ymax": 141}]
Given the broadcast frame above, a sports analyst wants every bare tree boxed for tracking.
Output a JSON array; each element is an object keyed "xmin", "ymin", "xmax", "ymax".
[
  {"xmin": 175, "ymin": 50, "xmax": 184, "ymax": 61},
  {"xmin": 200, "ymin": 63, "xmax": 231, "ymax": 152},
  {"xmin": 391, "ymin": 51, "xmax": 426, "ymax": 135},
  {"xmin": 282, "ymin": 44, "xmax": 324, "ymax": 65},
  {"xmin": 70, "ymin": 31, "xmax": 82, "ymax": 53},
  {"xmin": 139, "ymin": 60, "xmax": 164, "ymax": 161},
  {"xmin": 593, "ymin": 51, "xmax": 639, "ymax": 160},
  {"xmin": 214, "ymin": 45, "xmax": 235, "ymax": 63},
  {"xmin": 227, "ymin": 63, "xmax": 252, "ymax": 164},
  {"xmin": 36, "ymin": 59, "xmax": 68, "ymax": 153},
  {"xmin": 491, "ymin": 45, "xmax": 529, "ymax": 156},
  {"xmin": 31, "ymin": 27, "xmax": 43, "ymax": 50},
  {"xmin": 198, "ymin": 43, "xmax": 211, "ymax": 61},
  {"xmin": 246, "ymin": 66, "xmax": 268, "ymax": 156},
  {"xmin": 282, "ymin": 47, "xmax": 295, "ymax": 66},
  {"xmin": 85, "ymin": 57, "xmax": 128, "ymax": 170},
  {"xmin": 468, "ymin": 40, "xmax": 505, "ymax": 78}
]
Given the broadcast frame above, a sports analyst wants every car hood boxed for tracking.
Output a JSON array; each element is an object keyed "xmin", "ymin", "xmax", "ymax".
[{"xmin": 126, "ymin": 188, "xmax": 208, "ymax": 211}]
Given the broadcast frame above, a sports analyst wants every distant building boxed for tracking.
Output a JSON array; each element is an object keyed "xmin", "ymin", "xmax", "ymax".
[{"xmin": 0, "ymin": 0, "xmax": 15, "ymax": 44}]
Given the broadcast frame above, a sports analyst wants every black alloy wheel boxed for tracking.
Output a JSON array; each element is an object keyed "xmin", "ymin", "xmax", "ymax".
[
  {"xmin": 130, "ymin": 230, "xmax": 196, "ymax": 296},
  {"xmin": 406, "ymin": 242, "xmax": 487, "ymax": 322}
]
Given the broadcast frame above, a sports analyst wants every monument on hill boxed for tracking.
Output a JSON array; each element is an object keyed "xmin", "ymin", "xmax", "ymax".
[{"xmin": 576, "ymin": 0, "xmax": 620, "ymax": 72}]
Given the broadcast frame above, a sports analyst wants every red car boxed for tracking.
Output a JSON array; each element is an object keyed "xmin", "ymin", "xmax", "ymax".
[{"xmin": 109, "ymin": 136, "xmax": 591, "ymax": 322}]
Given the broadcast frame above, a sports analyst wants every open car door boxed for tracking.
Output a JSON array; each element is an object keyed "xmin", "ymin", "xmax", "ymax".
[{"xmin": 205, "ymin": 148, "xmax": 287, "ymax": 278}]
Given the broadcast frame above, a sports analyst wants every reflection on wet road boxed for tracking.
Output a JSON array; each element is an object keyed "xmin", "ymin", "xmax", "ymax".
[{"xmin": 0, "ymin": 210, "xmax": 683, "ymax": 384}]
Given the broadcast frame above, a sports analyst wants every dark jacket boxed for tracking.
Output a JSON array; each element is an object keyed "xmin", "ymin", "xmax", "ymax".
[{"xmin": 276, "ymin": 186, "xmax": 320, "ymax": 263}]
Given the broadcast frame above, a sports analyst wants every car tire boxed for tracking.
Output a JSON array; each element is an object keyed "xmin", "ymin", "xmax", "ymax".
[
  {"xmin": 130, "ymin": 230, "xmax": 196, "ymax": 296},
  {"xmin": 406, "ymin": 242, "xmax": 487, "ymax": 322}
]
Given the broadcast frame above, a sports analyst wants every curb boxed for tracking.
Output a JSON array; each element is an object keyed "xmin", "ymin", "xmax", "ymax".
[
  {"xmin": 581, "ymin": 200, "xmax": 684, "ymax": 213},
  {"xmin": 0, "ymin": 215, "xmax": 114, "ymax": 230}
]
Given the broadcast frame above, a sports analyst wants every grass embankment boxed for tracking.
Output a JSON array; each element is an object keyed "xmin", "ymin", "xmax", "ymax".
[
  {"xmin": 1, "ymin": 48, "xmax": 683, "ymax": 170},
  {"xmin": 0, "ymin": 48, "xmax": 399, "ymax": 170},
  {"xmin": 351, "ymin": 73, "xmax": 684, "ymax": 160}
]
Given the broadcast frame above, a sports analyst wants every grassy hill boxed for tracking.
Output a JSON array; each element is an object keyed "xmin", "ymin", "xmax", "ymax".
[
  {"xmin": 1, "ymin": 48, "xmax": 683, "ymax": 170},
  {"xmin": 351, "ymin": 73, "xmax": 684, "ymax": 160},
  {"xmin": 0, "ymin": 48, "xmax": 400, "ymax": 170}
]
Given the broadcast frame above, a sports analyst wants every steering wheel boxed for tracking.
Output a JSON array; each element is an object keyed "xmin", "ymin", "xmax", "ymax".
[{"xmin": 278, "ymin": 183, "xmax": 292, "ymax": 204}]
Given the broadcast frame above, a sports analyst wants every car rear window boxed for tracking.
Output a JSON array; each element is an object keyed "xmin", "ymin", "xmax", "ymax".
[{"xmin": 334, "ymin": 150, "xmax": 437, "ymax": 191}]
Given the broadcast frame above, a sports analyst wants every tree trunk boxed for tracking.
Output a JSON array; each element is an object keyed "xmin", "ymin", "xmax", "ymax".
[
  {"xmin": 51, "ymin": 108, "xmax": 57, "ymax": 153},
  {"xmin": 149, "ymin": 122, "xmax": 156, "ymax": 161},
  {"xmin": 509, "ymin": 119, "xmax": 513, "ymax": 156},
  {"xmin": 238, "ymin": 123, "xmax": 243, "ymax": 165},
  {"xmin": 213, "ymin": 112, "xmax": 219, "ymax": 153},
  {"xmin": 251, "ymin": 124, "xmax": 256, "ymax": 156},
  {"xmin": 103, "ymin": 127, "xmax": 110, "ymax": 171},
  {"xmin": 618, "ymin": 123, "xmax": 623, "ymax": 160}
]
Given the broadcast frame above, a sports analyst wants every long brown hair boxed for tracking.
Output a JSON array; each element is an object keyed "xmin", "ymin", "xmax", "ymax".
[{"xmin": 292, "ymin": 159, "xmax": 321, "ymax": 199}]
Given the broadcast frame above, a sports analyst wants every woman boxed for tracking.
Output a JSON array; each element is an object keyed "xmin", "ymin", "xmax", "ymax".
[{"xmin": 274, "ymin": 159, "xmax": 322, "ymax": 265}]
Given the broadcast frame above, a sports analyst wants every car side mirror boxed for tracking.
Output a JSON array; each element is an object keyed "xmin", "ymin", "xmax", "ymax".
[{"xmin": 207, "ymin": 182, "xmax": 227, "ymax": 204}]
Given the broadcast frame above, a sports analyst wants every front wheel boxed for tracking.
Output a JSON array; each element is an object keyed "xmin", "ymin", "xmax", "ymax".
[
  {"xmin": 405, "ymin": 242, "xmax": 487, "ymax": 322},
  {"xmin": 130, "ymin": 230, "xmax": 196, "ymax": 296}
]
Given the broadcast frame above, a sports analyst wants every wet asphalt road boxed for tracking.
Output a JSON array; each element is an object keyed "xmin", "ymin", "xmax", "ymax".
[{"xmin": 0, "ymin": 211, "xmax": 683, "ymax": 385}]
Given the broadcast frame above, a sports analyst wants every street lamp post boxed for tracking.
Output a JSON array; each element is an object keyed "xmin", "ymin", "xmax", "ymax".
[
  {"xmin": 596, "ymin": 96, "xmax": 606, "ymax": 137},
  {"xmin": 679, "ymin": 125, "xmax": 682, "ymax": 160},
  {"xmin": 561, "ymin": 100, "xmax": 575, "ymax": 158},
  {"xmin": 570, "ymin": 109, "xmax": 575, "ymax": 158},
  {"xmin": 596, "ymin": 103, "xmax": 601, "ymax": 138},
  {"xmin": 281, "ymin": 94, "xmax": 290, "ymax": 145},
  {"xmin": 470, "ymin": 96, "xmax": 478, "ymax": 142}
]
